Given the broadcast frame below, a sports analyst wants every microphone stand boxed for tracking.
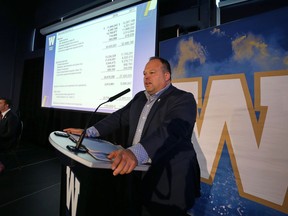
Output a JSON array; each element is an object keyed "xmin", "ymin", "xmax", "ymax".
[
  {"xmin": 66, "ymin": 88, "xmax": 130, "ymax": 153},
  {"xmin": 66, "ymin": 101, "xmax": 108, "ymax": 153}
]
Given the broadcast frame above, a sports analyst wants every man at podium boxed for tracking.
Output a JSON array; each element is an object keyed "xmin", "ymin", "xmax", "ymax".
[{"xmin": 64, "ymin": 57, "xmax": 201, "ymax": 216}]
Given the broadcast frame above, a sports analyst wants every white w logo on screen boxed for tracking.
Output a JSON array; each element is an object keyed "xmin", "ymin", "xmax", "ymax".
[{"xmin": 48, "ymin": 35, "xmax": 55, "ymax": 46}]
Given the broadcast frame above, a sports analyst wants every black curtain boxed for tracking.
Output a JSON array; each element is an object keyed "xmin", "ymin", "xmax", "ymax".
[{"xmin": 18, "ymin": 58, "xmax": 127, "ymax": 148}]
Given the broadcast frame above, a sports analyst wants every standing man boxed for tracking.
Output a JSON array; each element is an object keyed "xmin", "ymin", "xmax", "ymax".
[
  {"xmin": 0, "ymin": 97, "xmax": 20, "ymax": 173},
  {"xmin": 65, "ymin": 57, "xmax": 201, "ymax": 216}
]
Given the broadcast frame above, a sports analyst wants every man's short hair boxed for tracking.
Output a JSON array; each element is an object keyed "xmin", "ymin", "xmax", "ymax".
[
  {"xmin": 0, "ymin": 97, "xmax": 12, "ymax": 108},
  {"xmin": 149, "ymin": 56, "xmax": 172, "ymax": 76}
]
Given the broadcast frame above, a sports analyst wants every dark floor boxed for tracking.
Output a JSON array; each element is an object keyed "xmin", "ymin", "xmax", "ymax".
[{"xmin": 0, "ymin": 144, "xmax": 61, "ymax": 216}]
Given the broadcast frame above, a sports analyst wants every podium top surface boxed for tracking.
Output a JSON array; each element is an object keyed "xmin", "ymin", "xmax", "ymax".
[{"xmin": 49, "ymin": 132, "xmax": 149, "ymax": 171}]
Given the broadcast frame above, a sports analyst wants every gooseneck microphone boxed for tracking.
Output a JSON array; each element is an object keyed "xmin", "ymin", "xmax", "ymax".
[
  {"xmin": 107, "ymin": 88, "xmax": 130, "ymax": 102},
  {"xmin": 66, "ymin": 88, "xmax": 131, "ymax": 153}
]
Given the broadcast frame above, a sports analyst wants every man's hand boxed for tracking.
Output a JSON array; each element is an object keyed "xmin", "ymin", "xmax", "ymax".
[
  {"xmin": 63, "ymin": 128, "xmax": 84, "ymax": 136},
  {"xmin": 108, "ymin": 149, "xmax": 138, "ymax": 176}
]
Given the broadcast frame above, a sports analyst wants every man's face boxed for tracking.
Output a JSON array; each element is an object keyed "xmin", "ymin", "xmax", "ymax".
[
  {"xmin": 143, "ymin": 59, "xmax": 170, "ymax": 95},
  {"xmin": 0, "ymin": 100, "xmax": 8, "ymax": 113}
]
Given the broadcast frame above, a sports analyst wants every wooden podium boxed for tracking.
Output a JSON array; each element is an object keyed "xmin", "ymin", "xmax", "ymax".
[{"xmin": 49, "ymin": 132, "xmax": 149, "ymax": 216}]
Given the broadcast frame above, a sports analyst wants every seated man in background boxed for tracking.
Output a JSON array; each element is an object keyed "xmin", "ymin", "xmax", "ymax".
[{"xmin": 0, "ymin": 97, "xmax": 20, "ymax": 173}]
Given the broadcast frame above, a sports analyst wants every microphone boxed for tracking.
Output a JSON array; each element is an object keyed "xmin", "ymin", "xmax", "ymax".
[
  {"xmin": 66, "ymin": 88, "xmax": 131, "ymax": 153},
  {"xmin": 108, "ymin": 88, "xmax": 130, "ymax": 102}
]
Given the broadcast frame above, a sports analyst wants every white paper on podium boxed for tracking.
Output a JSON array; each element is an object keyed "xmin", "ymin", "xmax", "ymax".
[{"xmin": 70, "ymin": 135, "xmax": 123, "ymax": 161}]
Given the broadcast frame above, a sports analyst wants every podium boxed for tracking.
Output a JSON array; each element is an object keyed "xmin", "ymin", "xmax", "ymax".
[{"xmin": 49, "ymin": 132, "xmax": 150, "ymax": 216}]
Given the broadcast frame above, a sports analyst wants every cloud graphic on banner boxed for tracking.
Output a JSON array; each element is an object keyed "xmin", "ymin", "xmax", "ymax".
[
  {"xmin": 232, "ymin": 34, "xmax": 267, "ymax": 60},
  {"xmin": 173, "ymin": 37, "xmax": 207, "ymax": 77},
  {"xmin": 284, "ymin": 56, "xmax": 288, "ymax": 65},
  {"xmin": 210, "ymin": 28, "xmax": 226, "ymax": 37},
  {"xmin": 231, "ymin": 33, "xmax": 288, "ymax": 71},
  {"xmin": 172, "ymin": 32, "xmax": 288, "ymax": 80}
]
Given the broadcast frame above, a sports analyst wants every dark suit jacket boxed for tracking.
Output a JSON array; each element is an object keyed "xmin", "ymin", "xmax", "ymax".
[
  {"xmin": 94, "ymin": 85, "xmax": 201, "ymax": 212},
  {"xmin": 0, "ymin": 110, "xmax": 20, "ymax": 151}
]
